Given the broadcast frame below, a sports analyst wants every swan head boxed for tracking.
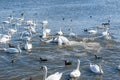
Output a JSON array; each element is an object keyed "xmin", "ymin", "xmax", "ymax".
[
  {"xmin": 41, "ymin": 66, "xmax": 47, "ymax": 71},
  {"xmin": 77, "ymin": 59, "xmax": 80, "ymax": 64}
]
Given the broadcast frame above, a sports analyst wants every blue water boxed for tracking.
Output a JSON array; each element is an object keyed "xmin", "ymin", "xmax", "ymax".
[{"xmin": 0, "ymin": 0, "xmax": 120, "ymax": 80}]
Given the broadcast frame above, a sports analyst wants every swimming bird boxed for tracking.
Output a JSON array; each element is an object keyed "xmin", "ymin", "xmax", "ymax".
[
  {"xmin": 102, "ymin": 28, "xmax": 111, "ymax": 40},
  {"xmin": 40, "ymin": 57, "xmax": 48, "ymax": 61},
  {"xmin": 42, "ymin": 66, "xmax": 63, "ymax": 80},
  {"xmin": 90, "ymin": 63, "xmax": 103, "ymax": 74},
  {"xmin": 68, "ymin": 28, "xmax": 76, "ymax": 37},
  {"xmin": 41, "ymin": 19, "xmax": 48, "ymax": 27},
  {"xmin": 70, "ymin": 59, "xmax": 81, "ymax": 78},
  {"xmin": 4, "ymin": 44, "xmax": 22, "ymax": 54},
  {"xmin": 24, "ymin": 40, "xmax": 32, "ymax": 50},
  {"xmin": 8, "ymin": 24, "xmax": 17, "ymax": 34},
  {"xmin": 65, "ymin": 60, "xmax": 72, "ymax": 65},
  {"xmin": 10, "ymin": 59, "xmax": 16, "ymax": 63},
  {"xmin": 42, "ymin": 28, "xmax": 51, "ymax": 38},
  {"xmin": 0, "ymin": 34, "xmax": 11, "ymax": 43},
  {"xmin": 94, "ymin": 55, "xmax": 102, "ymax": 59},
  {"xmin": 17, "ymin": 13, "xmax": 24, "ymax": 23},
  {"xmin": 57, "ymin": 28, "xmax": 63, "ymax": 36},
  {"xmin": 88, "ymin": 28, "xmax": 98, "ymax": 34},
  {"xmin": 118, "ymin": 65, "xmax": 120, "ymax": 70},
  {"xmin": 8, "ymin": 43, "xmax": 16, "ymax": 48}
]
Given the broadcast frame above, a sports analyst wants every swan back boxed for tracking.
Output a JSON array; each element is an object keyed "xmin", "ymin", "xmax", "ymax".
[
  {"xmin": 45, "ymin": 72, "xmax": 62, "ymax": 80},
  {"xmin": 6, "ymin": 44, "xmax": 21, "ymax": 54},
  {"xmin": 59, "ymin": 36, "xmax": 69, "ymax": 45},
  {"xmin": 90, "ymin": 63, "xmax": 103, "ymax": 74},
  {"xmin": 43, "ymin": 66, "xmax": 62, "ymax": 80}
]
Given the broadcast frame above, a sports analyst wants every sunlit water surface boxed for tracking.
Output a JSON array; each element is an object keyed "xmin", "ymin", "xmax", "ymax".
[{"xmin": 0, "ymin": 0, "xmax": 120, "ymax": 80}]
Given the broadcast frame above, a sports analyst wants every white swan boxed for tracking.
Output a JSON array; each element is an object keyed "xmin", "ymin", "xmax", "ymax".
[
  {"xmin": 68, "ymin": 28, "xmax": 76, "ymax": 37},
  {"xmin": 42, "ymin": 28, "xmax": 51, "ymax": 39},
  {"xmin": 41, "ymin": 27, "xmax": 51, "ymax": 38},
  {"xmin": 57, "ymin": 28, "xmax": 63, "ymax": 36},
  {"xmin": 90, "ymin": 63, "xmax": 103, "ymax": 74},
  {"xmin": 19, "ymin": 30, "xmax": 32, "ymax": 41},
  {"xmin": 70, "ymin": 59, "xmax": 81, "ymax": 78},
  {"xmin": 118, "ymin": 65, "xmax": 120, "ymax": 70},
  {"xmin": 41, "ymin": 19, "xmax": 48, "ymax": 27},
  {"xmin": 29, "ymin": 26, "xmax": 36, "ymax": 34},
  {"xmin": 0, "ymin": 34, "xmax": 11, "ymax": 43},
  {"xmin": 88, "ymin": 28, "xmax": 98, "ymax": 34},
  {"xmin": 24, "ymin": 40, "xmax": 32, "ymax": 50},
  {"xmin": 42, "ymin": 66, "xmax": 62, "ymax": 80},
  {"xmin": 17, "ymin": 13, "xmax": 24, "ymax": 23},
  {"xmin": 101, "ymin": 28, "xmax": 111, "ymax": 40},
  {"xmin": 8, "ymin": 24, "xmax": 17, "ymax": 34},
  {"xmin": 26, "ymin": 19, "xmax": 34, "ymax": 26},
  {"xmin": 102, "ymin": 28, "xmax": 110, "ymax": 36},
  {"xmin": 4, "ymin": 44, "xmax": 22, "ymax": 54}
]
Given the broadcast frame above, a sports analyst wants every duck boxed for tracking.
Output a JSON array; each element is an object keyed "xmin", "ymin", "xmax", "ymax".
[
  {"xmin": 65, "ymin": 60, "xmax": 72, "ymax": 65},
  {"xmin": 42, "ymin": 66, "xmax": 62, "ymax": 80},
  {"xmin": 90, "ymin": 63, "xmax": 103, "ymax": 74},
  {"xmin": 94, "ymin": 55, "xmax": 102, "ymax": 59},
  {"xmin": 10, "ymin": 59, "xmax": 16, "ymax": 63},
  {"xmin": 8, "ymin": 43, "xmax": 16, "ymax": 48},
  {"xmin": 40, "ymin": 57, "xmax": 48, "ymax": 61},
  {"xmin": 70, "ymin": 59, "xmax": 81, "ymax": 78}
]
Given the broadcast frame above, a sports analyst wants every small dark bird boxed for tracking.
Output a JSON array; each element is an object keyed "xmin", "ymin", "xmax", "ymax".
[
  {"xmin": 84, "ymin": 29, "xmax": 88, "ymax": 32},
  {"xmin": 8, "ymin": 43, "xmax": 16, "ymax": 48},
  {"xmin": 10, "ymin": 59, "xmax": 16, "ymax": 63},
  {"xmin": 65, "ymin": 60, "xmax": 72, "ymax": 65},
  {"xmin": 21, "ymin": 13, "xmax": 24, "ymax": 16},
  {"xmin": 90, "ymin": 16, "xmax": 92, "ymax": 18},
  {"xmin": 29, "ymin": 77, "xmax": 32, "ymax": 80},
  {"xmin": 94, "ymin": 55, "xmax": 102, "ymax": 59},
  {"xmin": 62, "ymin": 18, "xmax": 65, "ymax": 20},
  {"xmin": 40, "ymin": 57, "xmax": 48, "ymax": 61}
]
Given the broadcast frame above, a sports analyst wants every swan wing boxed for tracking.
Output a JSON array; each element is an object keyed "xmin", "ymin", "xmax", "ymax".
[
  {"xmin": 6, "ymin": 48, "xmax": 19, "ymax": 53},
  {"xmin": 59, "ymin": 36, "xmax": 69, "ymax": 44},
  {"xmin": 90, "ymin": 64, "xmax": 100, "ymax": 73}
]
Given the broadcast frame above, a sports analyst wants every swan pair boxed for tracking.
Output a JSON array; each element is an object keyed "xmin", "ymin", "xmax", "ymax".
[{"xmin": 42, "ymin": 66, "xmax": 62, "ymax": 80}]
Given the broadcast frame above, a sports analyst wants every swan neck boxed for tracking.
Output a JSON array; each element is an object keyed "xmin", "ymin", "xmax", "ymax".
[
  {"xmin": 99, "ymin": 65, "xmax": 103, "ymax": 73},
  {"xmin": 44, "ymin": 66, "xmax": 47, "ymax": 80},
  {"xmin": 77, "ymin": 60, "xmax": 80, "ymax": 70},
  {"xmin": 17, "ymin": 45, "xmax": 22, "ymax": 53}
]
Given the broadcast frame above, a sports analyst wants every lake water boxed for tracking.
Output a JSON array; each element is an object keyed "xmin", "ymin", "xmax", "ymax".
[{"xmin": 0, "ymin": 0, "xmax": 120, "ymax": 80}]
